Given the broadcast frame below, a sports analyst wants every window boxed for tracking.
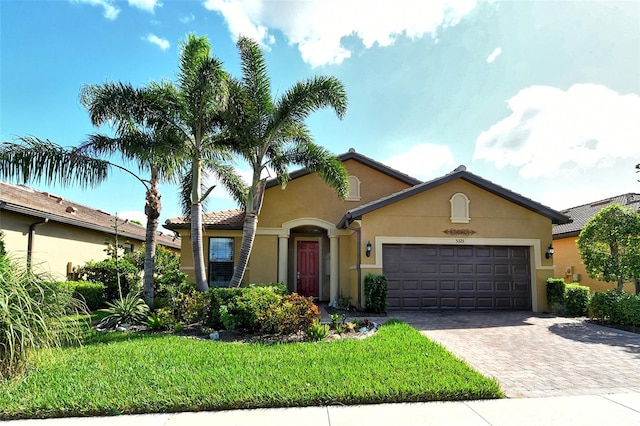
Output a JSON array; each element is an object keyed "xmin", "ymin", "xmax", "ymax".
[
  {"xmin": 208, "ymin": 237, "xmax": 234, "ymax": 287},
  {"xmin": 450, "ymin": 193, "xmax": 470, "ymax": 223},
  {"xmin": 346, "ymin": 176, "xmax": 361, "ymax": 201}
]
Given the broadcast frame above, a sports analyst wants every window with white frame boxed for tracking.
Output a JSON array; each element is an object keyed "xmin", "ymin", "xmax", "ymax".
[
  {"xmin": 208, "ymin": 237, "xmax": 234, "ymax": 287},
  {"xmin": 450, "ymin": 192, "xmax": 470, "ymax": 223}
]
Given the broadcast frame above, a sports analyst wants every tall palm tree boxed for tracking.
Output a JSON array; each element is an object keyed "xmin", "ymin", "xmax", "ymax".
[
  {"xmin": 225, "ymin": 36, "xmax": 349, "ymax": 287},
  {"xmin": 82, "ymin": 34, "xmax": 246, "ymax": 292}
]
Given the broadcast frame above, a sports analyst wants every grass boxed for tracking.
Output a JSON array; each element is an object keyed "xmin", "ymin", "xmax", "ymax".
[{"xmin": 0, "ymin": 320, "xmax": 503, "ymax": 420}]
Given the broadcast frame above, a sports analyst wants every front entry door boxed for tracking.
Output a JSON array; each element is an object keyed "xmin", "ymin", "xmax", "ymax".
[{"xmin": 297, "ymin": 241, "xmax": 319, "ymax": 297}]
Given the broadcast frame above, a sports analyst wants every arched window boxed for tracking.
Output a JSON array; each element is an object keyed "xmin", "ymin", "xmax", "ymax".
[
  {"xmin": 346, "ymin": 176, "xmax": 361, "ymax": 201},
  {"xmin": 450, "ymin": 192, "xmax": 470, "ymax": 223}
]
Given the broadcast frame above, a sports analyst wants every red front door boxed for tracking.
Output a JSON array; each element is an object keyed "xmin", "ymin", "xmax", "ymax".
[{"xmin": 297, "ymin": 241, "xmax": 319, "ymax": 297}]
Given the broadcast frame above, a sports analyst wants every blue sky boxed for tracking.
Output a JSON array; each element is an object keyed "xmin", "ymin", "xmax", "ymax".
[{"xmin": 1, "ymin": 0, "xmax": 639, "ymax": 229}]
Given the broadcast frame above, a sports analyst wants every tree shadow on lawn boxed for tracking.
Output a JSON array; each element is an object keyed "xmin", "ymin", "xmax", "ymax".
[{"xmin": 548, "ymin": 321, "xmax": 640, "ymax": 357}]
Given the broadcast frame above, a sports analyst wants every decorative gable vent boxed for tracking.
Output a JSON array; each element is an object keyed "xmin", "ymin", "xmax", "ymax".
[{"xmin": 450, "ymin": 192, "xmax": 470, "ymax": 223}]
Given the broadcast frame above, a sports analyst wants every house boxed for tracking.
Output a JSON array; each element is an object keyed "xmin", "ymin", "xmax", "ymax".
[
  {"xmin": 552, "ymin": 193, "xmax": 640, "ymax": 293},
  {"xmin": 0, "ymin": 181, "xmax": 180, "ymax": 280},
  {"xmin": 164, "ymin": 149, "xmax": 570, "ymax": 312}
]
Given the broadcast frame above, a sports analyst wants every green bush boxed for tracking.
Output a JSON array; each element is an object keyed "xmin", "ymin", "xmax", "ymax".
[
  {"xmin": 365, "ymin": 273, "xmax": 388, "ymax": 313},
  {"xmin": 546, "ymin": 278, "xmax": 566, "ymax": 315},
  {"xmin": 173, "ymin": 289, "xmax": 208, "ymax": 325},
  {"xmin": 40, "ymin": 282, "xmax": 75, "ymax": 317},
  {"xmin": 81, "ymin": 258, "xmax": 141, "ymax": 302},
  {"xmin": 565, "ymin": 284, "xmax": 589, "ymax": 316},
  {"xmin": 206, "ymin": 287, "xmax": 243, "ymax": 329},
  {"xmin": 609, "ymin": 293, "xmax": 640, "ymax": 326},
  {"xmin": 588, "ymin": 290, "xmax": 622, "ymax": 321},
  {"xmin": 58, "ymin": 281, "xmax": 105, "ymax": 311},
  {"xmin": 220, "ymin": 286, "xmax": 283, "ymax": 332}
]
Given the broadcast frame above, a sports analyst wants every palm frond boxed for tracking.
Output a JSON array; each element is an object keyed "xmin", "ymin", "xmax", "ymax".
[{"xmin": 0, "ymin": 137, "xmax": 109, "ymax": 188}]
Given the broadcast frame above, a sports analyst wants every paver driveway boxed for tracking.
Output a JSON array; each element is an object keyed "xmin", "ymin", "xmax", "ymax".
[{"xmin": 389, "ymin": 311, "xmax": 640, "ymax": 398}]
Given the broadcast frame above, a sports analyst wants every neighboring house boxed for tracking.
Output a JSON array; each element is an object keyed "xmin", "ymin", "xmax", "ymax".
[
  {"xmin": 0, "ymin": 181, "xmax": 180, "ymax": 281},
  {"xmin": 552, "ymin": 193, "xmax": 640, "ymax": 294},
  {"xmin": 165, "ymin": 149, "xmax": 569, "ymax": 312}
]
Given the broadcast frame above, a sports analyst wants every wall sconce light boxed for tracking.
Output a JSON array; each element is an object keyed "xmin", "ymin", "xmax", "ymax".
[
  {"xmin": 545, "ymin": 243, "xmax": 555, "ymax": 259},
  {"xmin": 365, "ymin": 240, "xmax": 372, "ymax": 257}
]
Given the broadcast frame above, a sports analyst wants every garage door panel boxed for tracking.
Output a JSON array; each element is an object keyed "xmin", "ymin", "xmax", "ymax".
[{"xmin": 383, "ymin": 244, "xmax": 531, "ymax": 310}]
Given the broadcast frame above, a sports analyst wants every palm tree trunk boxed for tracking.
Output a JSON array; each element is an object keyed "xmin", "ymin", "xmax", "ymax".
[
  {"xmin": 143, "ymin": 167, "xmax": 161, "ymax": 307},
  {"xmin": 230, "ymin": 213, "xmax": 257, "ymax": 287},
  {"xmin": 192, "ymin": 202, "xmax": 208, "ymax": 291},
  {"xmin": 230, "ymin": 179, "xmax": 265, "ymax": 287}
]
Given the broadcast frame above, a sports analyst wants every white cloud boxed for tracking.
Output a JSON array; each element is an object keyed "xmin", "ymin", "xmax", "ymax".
[
  {"xmin": 128, "ymin": 0, "xmax": 162, "ymax": 13},
  {"xmin": 473, "ymin": 84, "xmax": 640, "ymax": 178},
  {"xmin": 180, "ymin": 14, "xmax": 196, "ymax": 24},
  {"xmin": 144, "ymin": 34, "xmax": 170, "ymax": 50},
  {"xmin": 71, "ymin": 0, "xmax": 120, "ymax": 20},
  {"xmin": 383, "ymin": 143, "xmax": 456, "ymax": 180},
  {"xmin": 203, "ymin": 0, "xmax": 481, "ymax": 67},
  {"xmin": 119, "ymin": 210, "xmax": 148, "ymax": 227},
  {"xmin": 486, "ymin": 46, "xmax": 502, "ymax": 63}
]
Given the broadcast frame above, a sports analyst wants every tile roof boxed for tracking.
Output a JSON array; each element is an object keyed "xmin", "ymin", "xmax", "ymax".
[
  {"xmin": 0, "ymin": 181, "xmax": 180, "ymax": 249},
  {"xmin": 338, "ymin": 165, "xmax": 571, "ymax": 228},
  {"xmin": 552, "ymin": 193, "xmax": 640, "ymax": 238},
  {"xmin": 164, "ymin": 209, "xmax": 245, "ymax": 230}
]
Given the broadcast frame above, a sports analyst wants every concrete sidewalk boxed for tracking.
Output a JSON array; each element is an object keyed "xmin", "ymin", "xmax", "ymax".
[{"xmin": 4, "ymin": 392, "xmax": 640, "ymax": 426}]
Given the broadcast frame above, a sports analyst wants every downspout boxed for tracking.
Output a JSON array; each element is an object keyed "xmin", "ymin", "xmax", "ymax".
[
  {"xmin": 27, "ymin": 218, "xmax": 49, "ymax": 269},
  {"xmin": 345, "ymin": 220, "xmax": 362, "ymax": 310}
]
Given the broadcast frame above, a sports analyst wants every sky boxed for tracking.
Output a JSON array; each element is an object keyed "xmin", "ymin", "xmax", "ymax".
[{"xmin": 1, "ymin": 0, "xmax": 639, "ymax": 230}]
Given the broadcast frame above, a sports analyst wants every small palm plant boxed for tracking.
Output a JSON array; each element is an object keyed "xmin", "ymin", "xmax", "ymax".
[{"xmin": 97, "ymin": 293, "xmax": 150, "ymax": 329}]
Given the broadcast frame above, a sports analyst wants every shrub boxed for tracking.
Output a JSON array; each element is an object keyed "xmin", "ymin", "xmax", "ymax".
[
  {"xmin": 260, "ymin": 293, "xmax": 320, "ymax": 334},
  {"xmin": 609, "ymin": 293, "xmax": 640, "ymax": 326},
  {"xmin": 155, "ymin": 269, "xmax": 189, "ymax": 308},
  {"xmin": 206, "ymin": 287, "xmax": 243, "ymax": 328},
  {"xmin": 305, "ymin": 319, "xmax": 329, "ymax": 341},
  {"xmin": 546, "ymin": 278, "xmax": 566, "ymax": 315},
  {"xmin": 81, "ymin": 258, "xmax": 141, "ymax": 303},
  {"xmin": 97, "ymin": 293, "xmax": 150, "ymax": 329},
  {"xmin": 565, "ymin": 284, "xmax": 589, "ymax": 317},
  {"xmin": 146, "ymin": 312, "xmax": 168, "ymax": 330},
  {"xmin": 365, "ymin": 273, "xmax": 388, "ymax": 313},
  {"xmin": 40, "ymin": 282, "xmax": 76, "ymax": 317},
  {"xmin": 173, "ymin": 289, "xmax": 208, "ymax": 325},
  {"xmin": 588, "ymin": 290, "xmax": 622, "ymax": 322},
  {"xmin": 221, "ymin": 286, "xmax": 283, "ymax": 332},
  {"xmin": 0, "ymin": 255, "xmax": 85, "ymax": 379},
  {"xmin": 58, "ymin": 281, "xmax": 105, "ymax": 311}
]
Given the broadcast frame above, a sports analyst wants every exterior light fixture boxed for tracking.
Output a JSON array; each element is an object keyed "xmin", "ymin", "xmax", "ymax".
[
  {"xmin": 365, "ymin": 240, "xmax": 372, "ymax": 257},
  {"xmin": 545, "ymin": 243, "xmax": 555, "ymax": 259}
]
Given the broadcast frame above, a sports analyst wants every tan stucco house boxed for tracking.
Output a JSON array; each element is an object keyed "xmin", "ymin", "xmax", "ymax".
[
  {"xmin": 0, "ymin": 181, "xmax": 180, "ymax": 280},
  {"xmin": 165, "ymin": 149, "xmax": 570, "ymax": 312},
  {"xmin": 553, "ymin": 193, "xmax": 639, "ymax": 294}
]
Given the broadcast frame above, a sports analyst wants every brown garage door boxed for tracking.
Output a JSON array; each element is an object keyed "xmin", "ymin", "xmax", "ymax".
[{"xmin": 383, "ymin": 244, "xmax": 531, "ymax": 310}]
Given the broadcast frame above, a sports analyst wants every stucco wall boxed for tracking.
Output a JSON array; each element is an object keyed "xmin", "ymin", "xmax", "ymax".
[
  {"xmin": 1, "ymin": 210, "xmax": 141, "ymax": 281},
  {"xmin": 553, "ymin": 236, "xmax": 636, "ymax": 294}
]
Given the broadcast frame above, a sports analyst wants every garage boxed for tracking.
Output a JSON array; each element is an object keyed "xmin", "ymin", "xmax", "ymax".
[{"xmin": 383, "ymin": 244, "xmax": 532, "ymax": 310}]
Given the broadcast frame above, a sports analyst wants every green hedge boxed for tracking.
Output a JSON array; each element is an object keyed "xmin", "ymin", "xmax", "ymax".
[
  {"xmin": 588, "ymin": 290, "xmax": 640, "ymax": 326},
  {"xmin": 365, "ymin": 273, "xmax": 388, "ymax": 313},
  {"xmin": 546, "ymin": 278, "xmax": 589, "ymax": 317}
]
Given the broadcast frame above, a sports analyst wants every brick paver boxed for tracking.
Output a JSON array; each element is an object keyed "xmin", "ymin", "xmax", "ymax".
[{"xmin": 388, "ymin": 311, "xmax": 640, "ymax": 398}]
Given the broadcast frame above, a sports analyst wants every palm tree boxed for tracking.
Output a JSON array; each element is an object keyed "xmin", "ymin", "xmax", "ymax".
[
  {"xmin": 0, "ymin": 136, "xmax": 171, "ymax": 306},
  {"xmin": 82, "ymin": 34, "xmax": 246, "ymax": 292},
  {"xmin": 225, "ymin": 36, "xmax": 349, "ymax": 287},
  {"xmin": 75, "ymin": 131, "xmax": 183, "ymax": 307}
]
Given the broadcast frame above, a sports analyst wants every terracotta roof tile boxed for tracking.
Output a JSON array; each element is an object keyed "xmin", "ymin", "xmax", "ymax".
[
  {"xmin": 165, "ymin": 209, "xmax": 245, "ymax": 229},
  {"xmin": 0, "ymin": 181, "xmax": 180, "ymax": 249},
  {"xmin": 553, "ymin": 193, "xmax": 640, "ymax": 237}
]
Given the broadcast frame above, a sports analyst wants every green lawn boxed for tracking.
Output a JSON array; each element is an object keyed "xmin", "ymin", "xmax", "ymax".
[{"xmin": 0, "ymin": 321, "xmax": 503, "ymax": 420}]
